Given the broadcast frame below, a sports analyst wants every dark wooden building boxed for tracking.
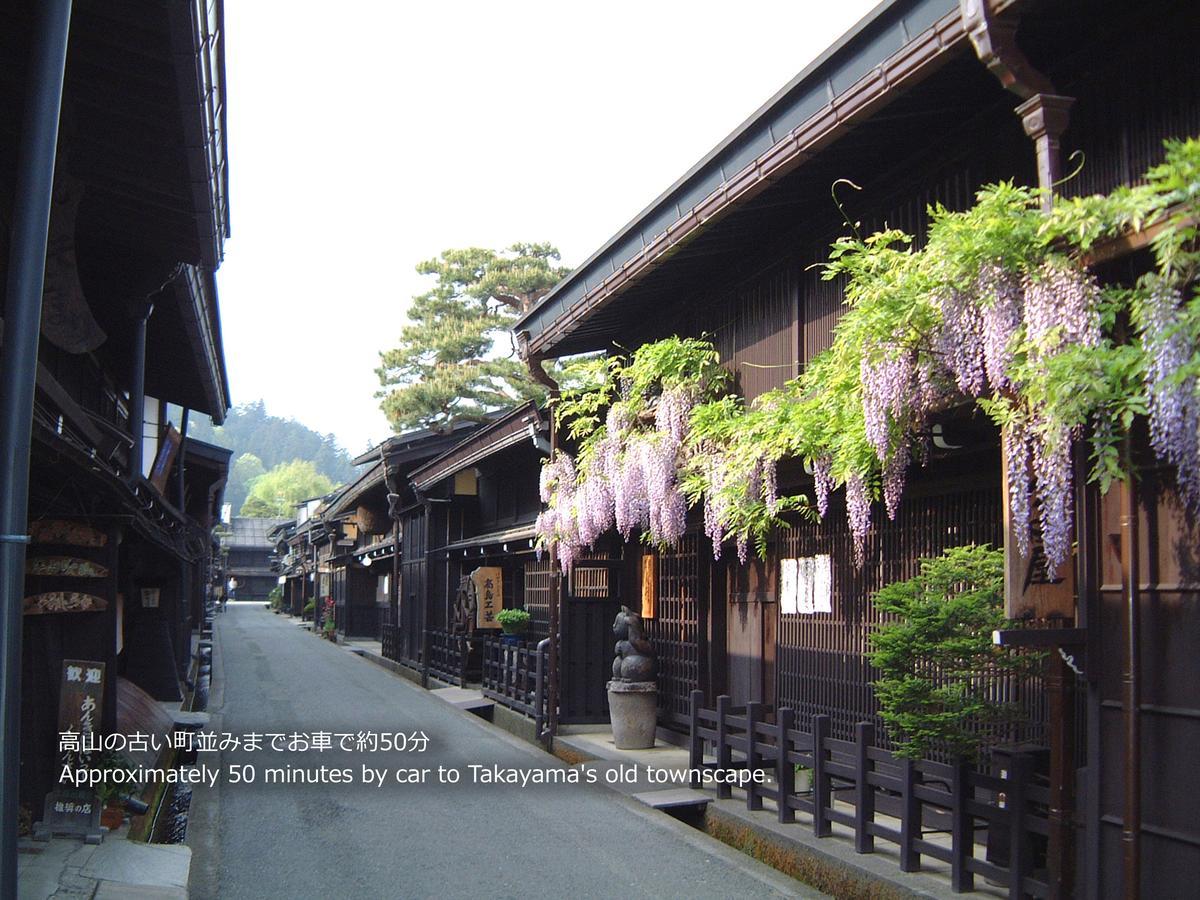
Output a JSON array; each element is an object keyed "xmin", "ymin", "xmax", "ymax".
[
  {"xmin": 513, "ymin": 0, "xmax": 1199, "ymax": 895},
  {"xmin": 224, "ymin": 517, "xmax": 287, "ymax": 601},
  {"xmin": 2, "ymin": 0, "xmax": 232, "ymax": 813}
]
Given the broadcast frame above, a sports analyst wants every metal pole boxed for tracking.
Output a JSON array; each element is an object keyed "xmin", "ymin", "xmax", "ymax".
[
  {"xmin": 546, "ymin": 407, "xmax": 561, "ymax": 739},
  {"xmin": 0, "ymin": 2, "xmax": 72, "ymax": 892},
  {"xmin": 1120, "ymin": 437, "xmax": 1140, "ymax": 899},
  {"xmin": 127, "ymin": 301, "xmax": 155, "ymax": 479}
]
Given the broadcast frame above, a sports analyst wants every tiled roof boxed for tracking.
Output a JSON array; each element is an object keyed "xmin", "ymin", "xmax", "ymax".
[{"xmin": 226, "ymin": 517, "xmax": 289, "ymax": 548}]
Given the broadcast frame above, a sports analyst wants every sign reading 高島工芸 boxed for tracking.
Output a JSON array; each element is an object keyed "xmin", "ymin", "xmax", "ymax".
[{"xmin": 471, "ymin": 567, "xmax": 503, "ymax": 629}]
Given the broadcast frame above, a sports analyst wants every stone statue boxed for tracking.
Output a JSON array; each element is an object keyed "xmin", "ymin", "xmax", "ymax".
[{"xmin": 611, "ymin": 605, "xmax": 656, "ymax": 683}]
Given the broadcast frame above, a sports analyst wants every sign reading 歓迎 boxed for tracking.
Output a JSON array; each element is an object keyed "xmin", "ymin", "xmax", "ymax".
[{"xmin": 58, "ymin": 659, "xmax": 105, "ymax": 761}]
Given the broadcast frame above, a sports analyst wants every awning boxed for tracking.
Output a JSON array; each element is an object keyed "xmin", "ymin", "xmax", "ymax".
[{"xmin": 438, "ymin": 524, "xmax": 537, "ymax": 557}]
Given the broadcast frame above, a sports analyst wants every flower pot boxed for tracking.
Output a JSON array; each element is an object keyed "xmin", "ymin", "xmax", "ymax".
[
  {"xmin": 100, "ymin": 804, "xmax": 124, "ymax": 830},
  {"xmin": 607, "ymin": 680, "xmax": 658, "ymax": 749}
]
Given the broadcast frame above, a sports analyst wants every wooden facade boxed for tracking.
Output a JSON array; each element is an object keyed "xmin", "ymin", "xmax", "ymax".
[
  {"xmin": 509, "ymin": 1, "xmax": 1200, "ymax": 895},
  {"xmin": 3, "ymin": 0, "xmax": 232, "ymax": 813}
]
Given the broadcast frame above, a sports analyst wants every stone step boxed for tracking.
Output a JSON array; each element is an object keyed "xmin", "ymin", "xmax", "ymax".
[
  {"xmin": 631, "ymin": 788, "xmax": 712, "ymax": 810},
  {"xmin": 429, "ymin": 687, "xmax": 494, "ymax": 720}
]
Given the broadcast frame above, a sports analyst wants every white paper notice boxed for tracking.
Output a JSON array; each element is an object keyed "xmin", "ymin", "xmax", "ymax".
[
  {"xmin": 813, "ymin": 554, "xmax": 832, "ymax": 613},
  {"xmin": 782, "ymin": 555, "xmax": 833, "ymax": 615},
  {"xmin": 780, "ymin": 558, "xmax": 799, "ymax": 615}
]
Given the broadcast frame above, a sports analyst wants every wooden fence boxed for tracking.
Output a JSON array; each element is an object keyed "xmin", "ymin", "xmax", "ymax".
[
  {"xmin": 480, "ymin": 635, "xmax": 549, "ymax": 727},
  {"xmin": 425, "ymin": 628, "xmax": 465, "ymax": 686},
  {"xmin": 689, "ymin": 691, "xmax": 1049, "ymax": 898}
]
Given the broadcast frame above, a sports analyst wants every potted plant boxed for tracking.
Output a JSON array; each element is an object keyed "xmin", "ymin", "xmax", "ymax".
[
  {"xmin": 321, "ymin": 600, "xmax": 336, "ymax": 643},
  {"xmin": 92, "ymin": 750, "xmax": 136, "ymax": 831},
  {"xmin": 495, "ymin": 608, "xmax": 530, "ymax": 637}
]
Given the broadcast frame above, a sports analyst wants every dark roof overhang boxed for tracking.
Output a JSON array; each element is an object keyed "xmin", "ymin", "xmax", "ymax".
[
  {"xmin": 514, "ymin": 0, "xmax": 1024, "ymax": 359},
  {"xmin": 410, "ymin": 402, "xmax": 547, "ymax": 492}
]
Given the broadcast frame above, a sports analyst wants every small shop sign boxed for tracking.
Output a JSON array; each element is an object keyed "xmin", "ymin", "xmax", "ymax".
[{"xmin": 471, "ymin": 566, "xmax": 503, "ymax": 629}]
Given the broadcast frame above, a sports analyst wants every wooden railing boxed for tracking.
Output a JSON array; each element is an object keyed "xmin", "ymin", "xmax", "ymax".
[
  {"xmin": 689, "ymin": 692, "xmax": 1049, "ymax": 898},
  {"xmin": 425, "ymin": 628, "xmax": 466, "ymax": 686},
  {"xmin": 480, "ymin": 635, "xmax": 547, "ymax": 721},
  {"xmin": 380, "ymin": 622, "xmax": 401, "ymax": 663}
]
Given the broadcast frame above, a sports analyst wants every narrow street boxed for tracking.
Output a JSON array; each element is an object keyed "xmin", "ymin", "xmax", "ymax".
[{"xmin": 187, "ymin": 605, "xmax": 811, "ymax": 899}]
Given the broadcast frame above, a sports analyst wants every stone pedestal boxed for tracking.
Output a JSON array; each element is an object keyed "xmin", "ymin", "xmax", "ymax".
[{"xmin": 607, "ymin": 680, "xmax": 658, "ymax": 749}]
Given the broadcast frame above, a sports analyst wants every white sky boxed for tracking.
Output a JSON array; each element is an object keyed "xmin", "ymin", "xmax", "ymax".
[{"xmin": 215, "ymin": 0, "xmax": 880, "ymax": 454}]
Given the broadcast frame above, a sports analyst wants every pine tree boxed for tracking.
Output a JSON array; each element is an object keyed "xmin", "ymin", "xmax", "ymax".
[{"xmin": 375, "ymin": 243, "xmax": 568, "ymax": 433}]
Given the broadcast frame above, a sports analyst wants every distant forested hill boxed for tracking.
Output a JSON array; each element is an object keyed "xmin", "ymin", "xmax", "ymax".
[{"xmin": 187, "ymin": 401, "xmax": 355, "ymax": 514}]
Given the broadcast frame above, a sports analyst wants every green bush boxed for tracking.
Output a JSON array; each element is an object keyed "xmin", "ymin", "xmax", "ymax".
[
  {"xmin": 868, "ymin": 544, "xmax": 1034, "ymax": 760},
  {"xmin": 495, "ymin": 608, "xmax": 531, "ymax": 633}
]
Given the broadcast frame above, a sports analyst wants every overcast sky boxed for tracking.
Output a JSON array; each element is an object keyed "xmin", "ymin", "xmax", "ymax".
[{"xmin": 214, "ymin": 0, "xmax": 880, "ymax": 454}]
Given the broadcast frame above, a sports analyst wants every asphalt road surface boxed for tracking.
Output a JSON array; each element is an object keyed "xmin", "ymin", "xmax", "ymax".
[{"xmin": 187, "ymin": 604, "xmax": 816, "ymax": 899}]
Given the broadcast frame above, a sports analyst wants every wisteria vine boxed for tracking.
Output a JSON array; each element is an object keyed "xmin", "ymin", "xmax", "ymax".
[{"xmin": 538, "ymin": 137, "xmax": 1200, "ymax": 574}]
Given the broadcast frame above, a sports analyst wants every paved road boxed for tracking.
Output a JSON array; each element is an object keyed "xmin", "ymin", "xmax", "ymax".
[{"xmin": 188, "ymin": 604, "xmax": 813, "ymax": 899}]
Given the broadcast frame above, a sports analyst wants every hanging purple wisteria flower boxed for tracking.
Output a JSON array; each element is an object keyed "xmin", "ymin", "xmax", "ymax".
[
  {"xmin": 812, "ymin": 457, "xmax": 833, "ymax": 519},
  {"xmin": 1023, "ymin": 260, "xmax": 1102, "ymax": 355},
  {"xmin": 846, "ymin": 472, "xmax": 871, "ymax": 567},
  {"xmin": 1003, "ymin": 421, "xmax": 1033, "ymax": 559},
  {"xmin": 1141, "ymin": 281, "xmax": 1200, "ymax": 514},
  {"xmin": 937, "ymin": 288, "xmax": 987, "ymax": 397},
  {"xmin": 976, "ymin": 263, "xmax": 1024, "ymax": 392},
  {"xmin": 1031, "ymin": 419, "xmax": 1074, "ymax": 574}
]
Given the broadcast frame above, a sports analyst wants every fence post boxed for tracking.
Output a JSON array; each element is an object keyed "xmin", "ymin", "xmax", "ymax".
[
  {"xmin": 421, "ymin": 629, "xmax": 431, "ymax": 689},
  {"xmin": 534, "ymin": 637, "xmax": 550, "ymax": 744},
  {"xmin": 854, "ymin": 722, "xmax": 875, "ymax": 854},
  {"xmin": 777, "ymin": 707, "xmax": 795, "ymax": 824},
  {"xmin": 899, "ymin": 756, "xmax": 921, "ymax": 872},
  {"xmin": 688, "ymin": 690, "xmax": 704, "ymax": 789},
  {"xmin": 1007, "ymin": 752, "xmax": 1032, "ymax": 900},
  {"xmin": 716, "ymin": 695, "xmax": 732, "ymax": 800},
  {"xmin": 951, "ymin": 756, "xmax": 974, "ymax": 892},
  {"xmin": 812, "ymin": 714, "xmax": 831, "ymax": 837},
  {"xmin": 746, "ymin": 701, "xmax": 763, "ymax": 811}
]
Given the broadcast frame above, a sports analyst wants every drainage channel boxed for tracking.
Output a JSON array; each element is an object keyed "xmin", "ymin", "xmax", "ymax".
[{"xmin": 146, "ymin": 640, "xmax": 211, "ymax": 844}]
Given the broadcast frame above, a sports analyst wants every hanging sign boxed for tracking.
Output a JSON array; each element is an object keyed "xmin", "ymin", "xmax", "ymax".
[
  {"xmin": 641, "ymin": 553, "xmax": 657, "ymax": 620},
  {"xmin": 471, "ymin": 566, "xmax": 503, "ymax": 629},
  {"xmin": 25, "ymin": 557, "xmax": 109, "ymax": 578},
  {"xmin": 29, "ymin": 519, "xmax": 107, "ymax": 547},
  {"xmin": 23, "ymin": 593, "xmax": 108, "ymax": 615},
  {"xmin": 149, "ymin": 423, "xmax": 182, "ymax": 494}
]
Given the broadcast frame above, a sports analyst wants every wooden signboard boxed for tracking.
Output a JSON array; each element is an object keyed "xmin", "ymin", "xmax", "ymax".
[
  {"xmin": 471, "ymin": 566, "xmax": 503, "ymax": 629},
  {"xmin": 25, "ymin": 556, "xmax": 108, "ymax": 577},
  {"xmin": 149, "ymin": 423, "xmax": 182, "ymax": 494},
  {"xmin": 58, "ymin": 659, "xmax": 105, "ymax": 749},
  {"xmin": 30, "ymin": 519, "xmax": 107, "ymax": 547},
  {"xmin": 24, "ymin": 593, "xmax": 108, "ymax": 615},
  {"xmin": 641, "ymin": 553, "xmax": 657, "ymax": 620}
]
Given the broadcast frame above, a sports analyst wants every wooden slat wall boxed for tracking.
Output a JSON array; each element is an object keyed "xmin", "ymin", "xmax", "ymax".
[
  {"xmin": 776, "ymin": 465, "xmax": 1046, "ymax": 752},
  {"xmin": 708, "ymin": 262, "xmax": 797, "ymax": 402},
  {"xmin": 644, "ymin": 535, "xmax": 702, "ymax": 727},
  {"xmin": 1095, "ymin": 463, "xmax": 1200, "ymax": 894}
]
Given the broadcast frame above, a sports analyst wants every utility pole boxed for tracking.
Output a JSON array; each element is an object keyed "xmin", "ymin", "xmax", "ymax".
[{"xmin": 0, "ymin": 3, "xmax": 72, "ymax": 893}]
